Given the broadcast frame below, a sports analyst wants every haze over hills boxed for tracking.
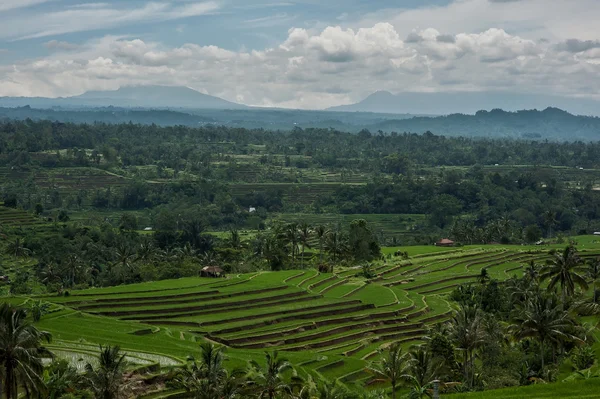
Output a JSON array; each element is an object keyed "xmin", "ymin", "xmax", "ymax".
[
  {"xmin": 329, "ymin": 91, "xmax": 600, "ymax": 117},
  {"xmin": 0, "ymin": 85, "xmax": 247, "ymax": 110},
  {"xmin": 2, "ymin": 104, "xmax": 600, "ymax": 141}
]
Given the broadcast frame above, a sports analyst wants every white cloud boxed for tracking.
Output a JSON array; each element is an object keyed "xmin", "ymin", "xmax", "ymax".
[
  {"xmin": 359, "ymin": 0, "xmax": 600, "ymax": 42},
  {"xmin": 0, "ymin": 1, "xmax": 219, "ymax": 40},
  {"xmin": 1, "ymin": 20, "xmax": 599, "ymax": 108},
  {"xmin": 0, "ymin": 0, "xmax": 52, "ymax": 12}
]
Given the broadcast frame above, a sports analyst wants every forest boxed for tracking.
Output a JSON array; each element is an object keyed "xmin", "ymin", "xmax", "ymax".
[{"xmin": 1, "ymin": 119, "xmax": 600, "ymax": 398}]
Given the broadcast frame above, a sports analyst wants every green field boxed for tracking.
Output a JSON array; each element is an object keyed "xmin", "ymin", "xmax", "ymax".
[{"xmin": 8, "ymin": 239, "xmax": 596, "ymax": 396}]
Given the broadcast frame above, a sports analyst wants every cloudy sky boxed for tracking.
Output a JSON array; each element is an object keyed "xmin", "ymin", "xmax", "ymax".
[{"xmin": 0, "ymin": 0, "xmax": 599, "ymax": 109}]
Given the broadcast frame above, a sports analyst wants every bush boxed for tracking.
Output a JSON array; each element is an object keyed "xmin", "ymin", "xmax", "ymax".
[{"xmin": 572, "ymin": 346, "xmax": 596, "ymax": 370}]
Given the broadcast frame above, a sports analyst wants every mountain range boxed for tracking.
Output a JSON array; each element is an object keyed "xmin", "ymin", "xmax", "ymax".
[
  {"xmin": 0, "ymin": 85, "xmax": 246, "ymax": 110},
  {"xmin": 329, "ymin": 91, "xmax": 600, "ymax": 117}
]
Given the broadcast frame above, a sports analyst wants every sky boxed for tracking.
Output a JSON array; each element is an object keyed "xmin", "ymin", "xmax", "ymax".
[{"xmin": 0, "ymin": 0, "xmax": 599, "ymax": 109}]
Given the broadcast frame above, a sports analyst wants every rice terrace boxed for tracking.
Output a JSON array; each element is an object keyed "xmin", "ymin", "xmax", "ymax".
[{"xmin": 3, "ymin": 1, "xmax": 600, "ymax": 396}]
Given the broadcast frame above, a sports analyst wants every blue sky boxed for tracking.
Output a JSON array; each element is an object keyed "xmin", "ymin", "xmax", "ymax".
[
  {"xmin": 1, "ymin": 0, "xmax": 599, "ymax": 109},
  {"xmin": 0, "ymin": 0, "xmax": 450, "ymax": 59}
]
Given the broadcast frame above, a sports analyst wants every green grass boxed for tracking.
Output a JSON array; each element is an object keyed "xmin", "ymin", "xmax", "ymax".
[
  {"xmin": 449, "ymin": 378, "xmax": 600, "ymax": 398},
  {"xmin": 6, "ymin": 237, "xmax": 600, "ymax": 395}
]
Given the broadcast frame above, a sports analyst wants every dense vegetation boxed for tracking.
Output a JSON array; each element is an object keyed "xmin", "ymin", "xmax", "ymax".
[
  {"xmin": 1, "ymin": 119, "xmax": 600, "ymax": 398},
  {"xmin": 1, "ymin": 105, "xmax": 600, "ymax": 140}
]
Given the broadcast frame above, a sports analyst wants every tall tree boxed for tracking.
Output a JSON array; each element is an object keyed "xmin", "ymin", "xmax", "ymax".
[
  {"xmin": 298, "ymin": 223, "xmax": 312, "ymax": 269},
  {"xmin": 247, "ymin": 351, "xmax": 292, "ymax": 399},
  {"xmin": 586, "ymin": 257, "xmax": 600, "ymax": 303},
  {"xmin": 280, "ymin": 223, "xmax": 300, "ymax": 269},
  {"xmin": 449, "ymin": 306, "xmax": 486, "ymax": 387},
  {"xmin": 174, "ymin": 343, "xmax": 242, "ymax": 399},
  {"xmin": 314, "ymin": 225, "xmax": 329, "ymax": 264},
  {"xmin": 510, "ymin": 292, "xmax": 580, "ymax": 370},
  {"xmin": 366, "ymin": 344, "xmax": 411, "ymax": 399},
  {"xmin": 540, "ymin": 246, "xmax": 588, "ymax": 309},
  {"xmin": 0, "ymin": 303, "xmax": 52, "ymax": 399},
  {"xmin": 84, "ymin": 345, "xmax": 128, "ymax": 399}
]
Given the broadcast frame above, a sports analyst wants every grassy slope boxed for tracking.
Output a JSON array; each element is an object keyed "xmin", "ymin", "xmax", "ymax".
[{"xmin": 5, "ymin": 237, "xmax": 600, "ymax": 396}]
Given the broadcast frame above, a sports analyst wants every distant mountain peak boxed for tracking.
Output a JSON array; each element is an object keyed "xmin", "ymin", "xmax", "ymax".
[
  {"xmin": 0, "ymin": 85, "xmax": 247, "ymax": 110},
  {"xmin": 72, "ymin": 85, "xmax": 246, "ymax": 109},
  {"xmin": 327, "ymin": 90, "xmax": 600, "ymax": 117}
]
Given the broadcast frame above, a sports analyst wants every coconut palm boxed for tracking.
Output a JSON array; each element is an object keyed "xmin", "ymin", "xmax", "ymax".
[
  {"xmin": 5, "ymin": 237, "xmax": 31, "ymax": 258},
  {"xmin": 298, "ymin": 222, "xmax": 313, "ymax": 269},
  {"xmin": 44, "ymin": 360, "xmax": 82, "ymax": 399},
  {"xmin": 448, "ymin": 306, "xmax": 486, "ymax": 387},
  {"xmin": 524, "ymin": 260, "xmax": 540, "ymax": 284},
  {"xmin": 477, "ymin": 268, "xmax": 490, "ymax": 286},
  {"xmin": 586, "ymin": 257, "xmax": 600, "ymax": 302},
  {"xmin": 280, "ymin": 223, "xmax": 300, "ymax": 268},
  {"xmin": 247, "ymin": 351, "xmax": 293, "ymax": 399},
  {"xmin": 405, "ymin": 346, "xmax": 443, "ymax": 398},
  {"xmin": 0, "ymin": 303, "xmax": 52, "ymax": 399},
  {"xmin": 366, "ymin": 344, "xmax": 412, "ymax": 399},
  {"xmin": 324, "ymin": 230, "xmax": 348, "ymax": 266},
  {"xmin": 314, "ymin": 225, "xmax": 329, "ymax": 265},
  {"xmin": 543, "ymin": 211, "xmax": 558, "ymax": 238},
  {"xmin": 540, "ymin": 246, "xmax": 588, "ymax": 309},
  {"xmin": 174, "ymin": 343, "xmax": 243, "ymax": 399},
  {"xmin": 509, "ymin": 292, "xmax": 580, "ymax": 370},
  {"xmin": 84, "ymin": 345, "xmax": 128, "ymax": 399}
]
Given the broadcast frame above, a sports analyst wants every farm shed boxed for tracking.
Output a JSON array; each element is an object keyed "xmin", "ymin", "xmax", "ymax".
[
  {"xmin": 201, "ymin": 266, "xmax": 225, "ymax": 278},
  {"xmin": 435, "ymin": 238, "xmax": 455, "ymax": 247}
]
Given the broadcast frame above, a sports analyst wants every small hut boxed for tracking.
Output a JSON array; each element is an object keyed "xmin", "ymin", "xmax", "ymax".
[
  {"xmin": 201, "ymin": 266, "xmax": 225, "ymax": 278},
  {"xmin": 435, "ymin": 238, "xmax": 455, "ymax": 247}
]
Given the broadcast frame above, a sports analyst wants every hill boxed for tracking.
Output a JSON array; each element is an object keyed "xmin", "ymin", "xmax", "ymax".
[
  {"xmin": 2, "ymin": 105, "xmax": 600, "ymax": 140},
  {"xmin": 366, "ymin": 107, "xmax": 600, "ymax": 140},
  {"xmin": 329, "ymin": 90, "xmax": 600, "ymax": 116},
  {"xmin": 0, "ymin": 85, "xmax": 247, "ymax": 110}
]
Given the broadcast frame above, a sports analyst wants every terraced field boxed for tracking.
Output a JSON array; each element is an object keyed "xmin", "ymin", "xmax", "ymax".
[
  {"xmin": 229, "ymin": 183, "xmax": 363, "ymax": 206},
  {"xmin": 270, "ymin": 213, "xmax": 427, "ymax": 244},
  {"xmin": 0, "ymin": 206, "xmax": 46, "ymax": 228},
  {"xmin": 0, "ymin": 167, "xmax": 130, "ymax": 192},
  {"xmin": 34, "ymin": 244, "xmax": 599, "ymax": 390}
]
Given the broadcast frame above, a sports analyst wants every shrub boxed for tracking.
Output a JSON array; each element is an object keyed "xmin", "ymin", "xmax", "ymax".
[{"xmin": 572, "ymin": 346, "xmax": 596, "ymax": 370}]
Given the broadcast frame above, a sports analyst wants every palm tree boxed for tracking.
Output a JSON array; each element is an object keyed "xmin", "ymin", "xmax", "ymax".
[
  {"xmin": 174, "ymin": 343, "xmax": 242, "ymax": 399},
  {"xmin": 314, "ymin": 225, "xmax": 329, "ymax": 264},
  {"xmin": 477, "ymin": 268, "xmax": 490, "ymax": 286},
  {"xmin": 228, "ymin": 229, "xmax": 244, "ymax": 250},
  {"xmin": 524, "ymin": 260, "xmax": 540, "ymax": 284},
  {"xmin": 0, "ymin": 303, "xmax": 52, "ymax": 399},
  {"xmin": 366, "ymin": 344, "xmax": 411, "ymax": 399},
  {"xmin": 586, "ymin": 257, "xmax": 600, "ymax": 302},
  {"xmin": 5, "ymin": 237, "xmax": 31, "ymax": 258},
  {"xmin": 298, "ymin": 223, "xmax": 313, "ymax": 269},
  {"xmin": 405, "ymin": 347, "xmax": 443, "ymax": 398},
  {"xmin": 63, "ymin": 253, "xmax": 84, "ymax": 288},
  {"xmin": 84, "ymin": 345, "xmax": 128, "ymax": 399},
  {"xmin": 247, "ymin": 351, "xmax": 293, "ymax": 399},
  {"xmin": 509, "ymin": 292, "xmax": 580, "ymax": 370},
  {"xmin": 315, "ymin": 379, "xmax": 353, "ymax": 399},
  {"xmin": 44, "ymin": 360, "xmax": 81, "ymax": 399},
  {"xmin": 111, "ymin": 243, "xmax": 138, "ymax": 284},
  {"xmin": 543, "ymin": 211, "xmax": 558, "ymax": 238},
  {"xmin": 540, "ymin": 246, "xmax": 588, "ymax": 309},
  {"xmin": 280, "ymin": 223, "xmax": 300, "ymax": 268},
  {"xmin": 449, "ymin": 306, "xmax": 486, "ymax": 387},
  {"xmin": 324, "ymin": 230, "xmax": 347, "ymax": 266}
]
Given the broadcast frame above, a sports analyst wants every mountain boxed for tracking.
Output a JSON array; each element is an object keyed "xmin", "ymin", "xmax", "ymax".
[
  {"xmin": 329, "ymin": 91, "xmax": 600, "ymax": 117},
  {"xmin": 0, "ymin": 85, "xmax": 247, "ymax": 110},
  {"xmin": 2, "ymin": 105, "xmax": 599, "ymax": 141}
]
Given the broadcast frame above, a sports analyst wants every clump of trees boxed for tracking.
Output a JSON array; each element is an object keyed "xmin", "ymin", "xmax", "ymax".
[{"xmin": 4, "ymin": 217, "xmax": 380, "ymax": 294}]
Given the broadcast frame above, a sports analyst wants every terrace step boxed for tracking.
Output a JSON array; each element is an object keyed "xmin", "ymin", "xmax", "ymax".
[
  {"xmin": 72, "ymin": 286, "xmax": 289, "ymax": 310},
  {"xmin": 121, "ymin": 293, "xmax": 320, "ymax": 321}
]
